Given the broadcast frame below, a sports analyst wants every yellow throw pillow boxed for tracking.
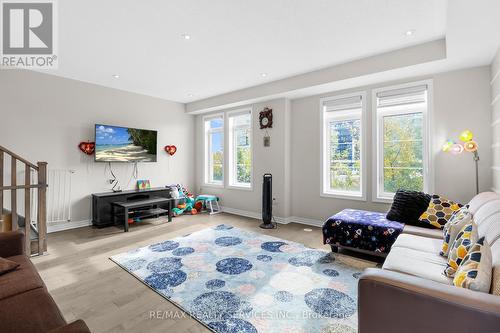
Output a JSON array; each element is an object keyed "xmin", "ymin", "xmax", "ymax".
[
  {"xmin": 453, "ymin": 237, "xmax": 492, "ymax": 293},
  {"xmin": 444, "ymin": 221, "xmax": 478, "ymax": 278},
  {"xmin": 419, "ymin": 194, "xmax": 462, "ymax": 229},
  {"xmin": 440, "ymin": 206, "xmax": 472, "ymax": 257}
]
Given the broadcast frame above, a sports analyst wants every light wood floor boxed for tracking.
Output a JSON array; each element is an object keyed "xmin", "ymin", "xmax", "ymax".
[{"xmin": 31, "ymin": 214, "xmax": 374, "ymax": 333}]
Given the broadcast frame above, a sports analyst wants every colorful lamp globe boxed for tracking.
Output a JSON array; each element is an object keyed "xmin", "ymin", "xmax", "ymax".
[
  {"xmin": 464, "ymin": 140, "xmax": 478, "ymax": 152},
  {"xmin": 442, "ymin": 140, "xmax": 454, "ymax": 152},
  {"xmin": 450, "ymin": 143, "xmax": 464, "ymax": 155},
  {"xmin": 459, "ymin": 130, "xmax": 473, "ymax": 142}
]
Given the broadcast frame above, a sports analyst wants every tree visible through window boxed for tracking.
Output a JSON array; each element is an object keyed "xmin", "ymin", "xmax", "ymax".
[
  {"xmin": 229, "ymin": 111, "xmax": 252, "ymax": 187},
  {"xmin": 329, "ymin": 119, "xmax": 361, "ymax": 191},
  {"xmin": 321, "ymin": 93, "xmax": 364, "ymax": 198},
  {"xmin": 383, "ymin": 113, "xmax": 423, "ymax": 193},
  {"xmin": 375, "ymin": 83, "xmax": 429, "ymax": 199},
  {"xmin": 204, "ymin": 116, "xmax": 224, "ymax": 184}
]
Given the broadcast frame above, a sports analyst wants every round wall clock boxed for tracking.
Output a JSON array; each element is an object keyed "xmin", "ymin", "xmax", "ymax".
[{"xmin": 259, "ymin": 107, "xmax": 273, "ymax": 129}]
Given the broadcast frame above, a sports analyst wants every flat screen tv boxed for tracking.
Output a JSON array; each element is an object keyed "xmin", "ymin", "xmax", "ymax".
[{"xmin": 95, "ymin": 124, "xmax": 157, "ymax": 162}]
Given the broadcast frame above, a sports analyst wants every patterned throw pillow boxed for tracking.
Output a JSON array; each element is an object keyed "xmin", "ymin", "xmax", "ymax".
[
  {"xmin": 419, "ymin": 195, "xmax": 462, "ymax": 229},
  {"xmin": 453, "ymin": 237, "xmax": 492, "ymax": 293},
  {"xmin": 440, "ymin": 206, "xmax": 472, "ymax": 257},
  {"xmin": 445, "ymin": 222, "xmax": 478, "ymax": 278}
]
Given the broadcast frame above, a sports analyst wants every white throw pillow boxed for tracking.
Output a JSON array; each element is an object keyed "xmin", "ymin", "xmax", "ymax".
[{"xmin": 453, "ymin": 237, "xmax": 492, "ymax": 293}]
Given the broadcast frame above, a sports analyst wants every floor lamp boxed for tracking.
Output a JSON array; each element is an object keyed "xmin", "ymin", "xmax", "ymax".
[{"xmin": 442, "ymin": 130, "xmax": 480, "ymax": 195}]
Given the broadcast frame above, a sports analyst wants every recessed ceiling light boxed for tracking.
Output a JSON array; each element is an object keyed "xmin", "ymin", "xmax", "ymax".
[
  {"xmin": 405, "ymin": 30, "xmax": 415, "ymax": 36},
  {"xmin": 303, "ymin": 228, "xmax": 313, "ymax": 232},
  {"xmin": 261, "ymin": 73, "xmax": 268, "ymax": 78},
  {"xmin": 181, "ymin": 33, "xmax": 191, "ymax": 40},
  {"xmin": 187, "ymin": 93, "xmax": 194, "ymax": 97},
  {"xmin": 112, "ymin": 74, "xmax": 120, "ymax": 79}
]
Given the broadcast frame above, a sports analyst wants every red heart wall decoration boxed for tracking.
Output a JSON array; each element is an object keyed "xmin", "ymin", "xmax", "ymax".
[
  {"xmin": 164, "ymin": 145, "xmax": 177, "ymax": 156},
  {"xmin": 78, "ymin": 141, "xmax": 95, "ymax": 155}
]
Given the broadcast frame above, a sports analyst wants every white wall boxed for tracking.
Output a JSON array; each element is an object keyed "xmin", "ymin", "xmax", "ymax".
[
  {"xmin": 0, "ymin": 70, "xmax": 195, "ymax": 228},
  {"xmin": 492, "ymin": 49, "xmax": 500, "ymax": 192},
  {"xmin": 196, "ymin": 66, "xmax": 492, "ymax": 223}
]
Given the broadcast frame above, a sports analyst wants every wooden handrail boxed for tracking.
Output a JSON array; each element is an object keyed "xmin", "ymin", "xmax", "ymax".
[
  {"xmin": 0, "ymin": 147, "xmax": 47, "ymax": 256},
  {"xmin": 0, "ymin": 145, "xmax": 38, "ymax": 170},
  {"xmin": 0, "ymin": 184, "xmax": 48, "ymax": 190}
]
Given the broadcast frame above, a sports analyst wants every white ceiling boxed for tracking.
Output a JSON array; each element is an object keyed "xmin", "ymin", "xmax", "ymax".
[{"xmin": 38, "ymin": 0, "xmax": 499, "ymax": 104}]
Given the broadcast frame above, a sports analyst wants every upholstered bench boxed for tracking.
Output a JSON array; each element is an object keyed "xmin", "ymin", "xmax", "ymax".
[{"xmin": 322, "ymin": 209, "xmax": 405, "ymax": 256}]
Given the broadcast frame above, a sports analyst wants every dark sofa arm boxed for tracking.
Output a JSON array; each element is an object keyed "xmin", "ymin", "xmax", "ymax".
[
  {"xmin": 0, "ymin": 231, "xmax": 25, "ymax": 257},
  {"xmin": 47, "ymin": 320, "xmax": 91, "ymax": 333},
  {"xmin": 358, "ymin": 268, "xmax": 500, "ymax": 333}
]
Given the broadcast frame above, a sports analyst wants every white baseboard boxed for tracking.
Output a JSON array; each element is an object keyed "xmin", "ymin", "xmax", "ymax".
[
  {"xmin": 47, "ymin": 220, "xmax": 91, "ymax": 233},
  {"xmin": 220, "ymin": 206, "xmax": 324, "ymax": 228},
  {"xmin": 288, "ymin": 216, "xmax": 324, "ymax": 227}
]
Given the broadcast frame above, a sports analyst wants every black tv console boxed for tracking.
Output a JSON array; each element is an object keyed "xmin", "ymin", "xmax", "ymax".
[{"xmin": 91, "ymin": 187, "xmax": 173, "ymax": 228}]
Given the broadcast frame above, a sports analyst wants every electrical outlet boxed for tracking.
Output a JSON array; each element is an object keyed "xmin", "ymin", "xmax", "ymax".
[{"xmin": 272, "ymin": 197, "xmax": 278, "ymax": 205}]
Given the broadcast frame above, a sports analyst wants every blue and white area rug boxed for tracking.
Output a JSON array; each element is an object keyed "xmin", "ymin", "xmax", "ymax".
[{"xmin": 110, "ymin": 224, "xmax": 374, "ymax": 333}]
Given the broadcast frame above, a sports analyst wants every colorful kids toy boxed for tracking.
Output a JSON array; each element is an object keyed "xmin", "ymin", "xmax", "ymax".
[{"xmin": 172, "ymin": 195, "xmax": 198, "ymax": 216}]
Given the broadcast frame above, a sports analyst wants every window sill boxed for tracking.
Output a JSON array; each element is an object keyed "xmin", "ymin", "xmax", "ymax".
[
  {"xmin": 320, "ymin": 191, "xmax": 366, "ymax": 201},
  {"xmin": 372, "ymin": 195, "xmax": 394, "ymax": 204},
  {"xmin": 227, "ymin": 184, "xmax": 253, "ymax": 191},
  {"xmin": 202, "ymin": 183, "xmax": 224, "ymax": 189}
]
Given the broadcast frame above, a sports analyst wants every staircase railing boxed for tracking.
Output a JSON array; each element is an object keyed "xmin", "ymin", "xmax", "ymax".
[{"xmin": 0, "ymin": 145, "xmax": 47, "ymax": 255}]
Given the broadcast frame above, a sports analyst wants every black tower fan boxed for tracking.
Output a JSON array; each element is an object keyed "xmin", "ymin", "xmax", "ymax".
[{"xmin": 260, "ymin": 174, "xmax": 276, "ymax": 229}]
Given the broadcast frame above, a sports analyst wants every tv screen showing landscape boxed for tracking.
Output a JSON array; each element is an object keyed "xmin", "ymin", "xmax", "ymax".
[{"xmin": 95, "ymin": 124, "xmax": 157, "ymax": 162}]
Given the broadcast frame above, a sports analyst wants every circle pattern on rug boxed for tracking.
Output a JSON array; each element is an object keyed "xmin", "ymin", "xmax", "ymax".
[
  {"xmin": 145, "ymin": 270, "xmax": 187, "ymax": 289},
  {"xmin": 215, "ymin": 224, "xmax": 234, "ymax": 230},
  {"xmin": 216, "ymin": 258, "xmax": 253, "ymax": 275},
  {"xmin": 304, "ymin": 288, "xmax": 356, "ymax": 318},
  {"xmin": 172, "ymin": 247, "xmax": 195, "ymax": 256},
  {"xmin": 147, "ymin": 257, "xmax": 182, "ymax": 273},
  {"xmin": 321, "ymin": 323, "xmax": 357, "ymax": 333},
  {"xmin": 261, "ymin": 241, "xmax": 288, "ymax": 252},
  {"xmin": 323, "ymin": 269, "xmax": 339, "ymax": 277},
  {"xmin": 208, "ymin": 318, "xmax": 257, "ymax": 333},
  {"xmin": 191, "ymin": 291, "xmax": 241, "ymax": 321},
  {"xmin": 206, "ymin": 279, "xmax": 226, "ymax": 290},
  {"xmin": 318, "ymin": 254, "xmax": 336, "ymax": 264},
  {"xmin": 122, "ymin": 258, "xmax": 146, "ymax": 271},
  {"xmin": 256, "ymin": 255, "xmax": 273, "ymax": 262},
  {"xmin": 352, "ymin": 272, "xmax": 361, "ymax": 279},
  {"xmin": 274, "ymin": 290, "xmax": 294, "ymax": 302},
  {"xmin": 289, "ymin": 250, "xmax": 327, "ymax": 267},
  {"xmin": 215, "ymin": 237, "xmax": 243, "ymax": 247},
  {"xmin": 149, "ymin": 240, "xmax": 180, "ymax": 252}
]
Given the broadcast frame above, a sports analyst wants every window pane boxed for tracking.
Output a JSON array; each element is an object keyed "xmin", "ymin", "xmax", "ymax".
[
  {"xmin": 210, "ymin": 131, "xmax": 223, "ymax": 183},
  {"xmin": 383, "ymin": 168, "xmax": 423, "ymax": 193},
  {"xmin": 330, "ymin": 162, "xmax": 361, "ymax": 192},
  {"xmin": 230, "ymin": 113, "xmax": 251, "ymax": 186},
  {"xmin": 235, "ymin": 128, "xmax": 250, "ymax": 147},
  {"xmin": 209, "ymin": 118, "xmax": 223, "ymax": 129},
  {"xmin": 383, "ymin": 112, "xmax": 423, "ymax": 193},
  {"xmin": 328, "ymin": 119, "xmax": 361, "ymax": 192},
  {"xmin": 213, "ymin": 164, "xmax": 223, "ymax": 182},
  {"xmin": 236, "ymin": 164, "xmax": 251, "ymax": 183}
]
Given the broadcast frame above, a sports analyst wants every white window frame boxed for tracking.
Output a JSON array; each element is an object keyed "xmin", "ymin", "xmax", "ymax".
[
  {"xmin": 203, "ymin": 113, "xmax": 225, "ymax": 187},
  {"xmin": 372, "ymin": 80, "xmax": 434, "ymax": 203},
  {"xmin": 320, "ymin": 91, "xmax": 366, "ymax": 200},
  {"xmin": 227, "ymin": 108, "xmax": 253, "ymax": 190}
]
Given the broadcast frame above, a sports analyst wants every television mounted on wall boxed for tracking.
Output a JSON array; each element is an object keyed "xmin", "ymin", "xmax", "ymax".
[{"xmin": 94, "ymin": 124, "xmax": 157, "ymax": 162}]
